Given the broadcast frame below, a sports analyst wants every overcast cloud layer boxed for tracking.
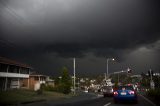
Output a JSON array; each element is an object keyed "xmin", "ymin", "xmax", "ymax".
[{"xmin": 0, "ymin": 0, "xmax": 160, "ymax": 76}]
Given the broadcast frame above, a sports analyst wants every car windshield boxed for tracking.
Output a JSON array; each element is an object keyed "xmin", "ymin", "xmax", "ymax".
[{"xmin": 118, "ymin": 86, "xmax": 134, "ymax": 90}]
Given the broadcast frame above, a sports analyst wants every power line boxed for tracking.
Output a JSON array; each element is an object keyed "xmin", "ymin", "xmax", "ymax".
[{"xmin": 0, "ymin": 0, "xmax": 28, "ymax": 25}]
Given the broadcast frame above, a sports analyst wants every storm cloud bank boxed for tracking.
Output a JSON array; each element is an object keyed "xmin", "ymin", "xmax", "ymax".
[{"xmin": 0, "ymin": 0, "xmax": 160, "ymax": 75}]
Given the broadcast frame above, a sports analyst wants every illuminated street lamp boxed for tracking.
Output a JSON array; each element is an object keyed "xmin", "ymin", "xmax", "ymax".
[{"xmin": 106, "ymin": 58, "xmax": 115, "ymax": 79}]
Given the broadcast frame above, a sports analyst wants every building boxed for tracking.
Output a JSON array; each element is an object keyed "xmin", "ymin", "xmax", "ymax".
[
  {"xmin": 28, "ymin": 73, "xmax": 47, "ymax": 91},
  {"xmin": 0, "ymin": 57, "xmax": 31, "ymax": 91},
  {"xmin": 27, "ymin": 73, "xmax": 55, "ymax": 91},
  {"xmin": 46, "ymin": 77, "xmax": 55, "ymax": 87}
]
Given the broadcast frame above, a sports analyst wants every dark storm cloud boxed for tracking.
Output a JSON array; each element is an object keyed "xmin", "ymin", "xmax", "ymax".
[{"xmin": 0, "ymin": 0, "xmax": 160, "ymax": 75}]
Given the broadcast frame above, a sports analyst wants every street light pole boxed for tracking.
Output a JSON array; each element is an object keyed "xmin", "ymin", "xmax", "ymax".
[
  {"xmin": 106, "ymin": 58, "xmax": 114, "ymax": 79},
  {"xmin": 107, "ymin": 59, "xmax": 109, "ymax": 77},
  {"xmin": 73, "ymin": 58, "xmax": 76, "ymax": 95}
]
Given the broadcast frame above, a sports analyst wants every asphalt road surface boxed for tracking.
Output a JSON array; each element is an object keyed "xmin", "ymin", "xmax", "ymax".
[
  {"xmin": 56, "ymin": 95, "xmax": 156, "ymax": 106},
  {"xmin": 19, "ymin": 93, "xmax": 156, "ymax": 106}
]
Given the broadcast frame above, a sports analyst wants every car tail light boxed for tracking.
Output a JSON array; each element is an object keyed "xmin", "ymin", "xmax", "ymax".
[
  {"xmin": 114, "ymin": 91, "xmax": 118, "ymax": 95},
  {"xmin": 129, "ymin": 91, "xmax": 135, "ymax": 95}
]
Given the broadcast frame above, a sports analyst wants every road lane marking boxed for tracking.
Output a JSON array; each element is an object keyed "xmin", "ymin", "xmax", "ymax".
[
  {"xmin": 104, "ymin": 102, "xmax": 111, "ymax": 106},
  {"xmin": 139, "ymin": 94, "xmax": 156, "ymax": 106}
]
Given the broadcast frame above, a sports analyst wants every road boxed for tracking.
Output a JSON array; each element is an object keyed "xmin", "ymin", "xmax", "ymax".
[
  {"xmin": 19, "ymin": 93, "xmax": 156, "ymax": 106},
  {"xmin": 56, "ymin": 95, "xmax": 156, "ymax": 106}
]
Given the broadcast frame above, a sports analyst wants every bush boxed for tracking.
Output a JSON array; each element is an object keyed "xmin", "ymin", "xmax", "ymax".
[
  {"xmin": 147, "ymin": 89, "xmax": 160, "ymax": 97},
  {"xmin": 147, "ymin": 89, "xmax": 160, "ymax": 105},
  {"xmin": 36, "ymin": 83, "xmax": 46, "ymax": 95},
  {"xmin": 43, "ymin": 85, "xmax": 55, "ymax": 91},
  {"xmin": 36, "ymin": 89, "xmax": 43, "ymax": 95},
  {"xmin": 57, "ymin": 83, "xmax": 71, "ymax": 94}
]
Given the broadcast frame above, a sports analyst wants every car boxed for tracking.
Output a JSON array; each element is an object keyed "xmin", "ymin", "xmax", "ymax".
[
  {"xmin": 113, "ymin": 85, "xmax": 138, "ymax": 103},
  {"xmin": 102, "ymin": 86, "xmax": 113, "ymax": 97}
]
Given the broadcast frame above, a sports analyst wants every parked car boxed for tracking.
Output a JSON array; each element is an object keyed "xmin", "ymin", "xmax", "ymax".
[
  {"xmin": 102, "ymin": 86, "xmax": 113, "ymax": 97},
  {"xmin": 113, "ymin": 85, "xmax": 138, "ymax": 103}
]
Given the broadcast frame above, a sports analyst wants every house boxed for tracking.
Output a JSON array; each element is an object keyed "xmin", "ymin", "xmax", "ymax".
[
  {"xmin": 0, "ymin": 57, "xmax": 31, "ymax": 91},
  {"xmin": 26, "ymin": 73, "xmax": 55, "ymax": 91},
  {"xmin": 28, "ymin": 73, "xmax": 47, "ymax": 91},
  {"xmin": 46, "ymin": 77, "xmax": 55, "ymax": 87}
]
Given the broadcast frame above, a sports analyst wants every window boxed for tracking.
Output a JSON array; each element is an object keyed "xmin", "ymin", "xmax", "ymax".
[
  {"xmin": 20, "ymin": 68, "xmax": 29, "ymax": 74},
  {"xmin": 0, "ymin": 64, "xmax": 8, "ymax": 72},
  {"xmin": 8, "ymin": 65, "xmax": 19, "ymax": 73}
]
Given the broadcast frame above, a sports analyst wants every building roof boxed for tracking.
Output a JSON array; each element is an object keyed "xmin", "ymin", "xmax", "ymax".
[{"xmin": 0, "ymin": 57, "xmax": 31, "ymax": 68}]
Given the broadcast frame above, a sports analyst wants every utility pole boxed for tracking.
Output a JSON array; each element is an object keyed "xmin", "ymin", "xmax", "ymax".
[
  {"xmin": 106, "ymin": 58, "xmax": 114, "ymax": 79},
  {"xmin": 73, "ymin": 58, "xmax": 76, "ymax": 94},
  {"xmin": 104, "ymin": 73, "xmax": 106, "ymax": 80},
  {"xmin": 118, "ymin": 73, "xmax": 119, "ymax": 84},
  {"xmin": 150, "ymin": 69, "xmax": 153, "ymax": 81},
  {"xmin": 107, "ymin": 59, "xmax": 109, "ymax": 77},
  {"xmin": 149, "ymin": 69, "xmax": 155, "ymax": 89}
]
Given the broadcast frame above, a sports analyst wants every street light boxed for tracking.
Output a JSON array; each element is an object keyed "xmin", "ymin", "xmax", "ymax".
[{"xmin": 106, "ymin": 58, "xmax": 115, "ymax": 79}]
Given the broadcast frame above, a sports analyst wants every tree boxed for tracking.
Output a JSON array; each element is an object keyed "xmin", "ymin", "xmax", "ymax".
[
  {"xmin": 58, "ymin": 67, "xmax": 72, "ymax": 94},
  {"xmin": 141, "ymin": 72, "xmax": 150, "ymax": 88}
]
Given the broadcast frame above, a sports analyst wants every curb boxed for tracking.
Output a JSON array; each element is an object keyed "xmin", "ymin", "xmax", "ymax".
[
  {"xmin": 21, "ymin": 99, "xmax": 46, "ymax": 104},
  {"xmin": 0, "ymin": 99, "xmax": 46, "ymax": 106}
]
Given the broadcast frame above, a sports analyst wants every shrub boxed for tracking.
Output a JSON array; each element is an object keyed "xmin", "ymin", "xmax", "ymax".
[
  {"xmin": 57, "ymin": 83, "xmax": 71, "ymax": 94},
  {"xmin": 147, "ymin": 89, "xmax": 160, "ymax": 105},
  {"xmin": 36, "ymin": 83, "xmax": 46, "ymax": 95},
  {"xmin": 44, "ymin": 85, "xmax": 55, "ymax": 91},
  {"xmin": 36, "ymin": 89, "xmax": 43, "ymax": 95}
]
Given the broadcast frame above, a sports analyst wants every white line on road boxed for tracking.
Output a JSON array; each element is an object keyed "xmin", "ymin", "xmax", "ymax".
[
  {"xmin": 104, "ymin": 102, "xmax": 111, "ymax": 106},
  {"xmin": 139, "ymin": 94, "xmax": 156, "ymax": 106}
]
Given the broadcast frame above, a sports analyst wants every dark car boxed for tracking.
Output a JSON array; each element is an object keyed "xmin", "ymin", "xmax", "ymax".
[
  {"xmin": 113, "ymin": 85, "xmax": 138, "ymax": 103},
  {"xmin": 102, "ymin": 86, "xmax": 113, "ymax": 97}
]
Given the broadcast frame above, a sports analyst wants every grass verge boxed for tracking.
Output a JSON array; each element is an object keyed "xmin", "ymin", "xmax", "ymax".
[
  {"xmin": 146, "ymin": 88, "xmax": 160, "ymax": 106},
  {"xmin": 0, "ymin": 89, "xmax": 74, "ymax": 105}
]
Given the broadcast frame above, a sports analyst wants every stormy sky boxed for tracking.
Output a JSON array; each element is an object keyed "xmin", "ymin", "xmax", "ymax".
[{"xmin": 0, "ymin": 0, "xmax": 160, "ymax": 76}]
